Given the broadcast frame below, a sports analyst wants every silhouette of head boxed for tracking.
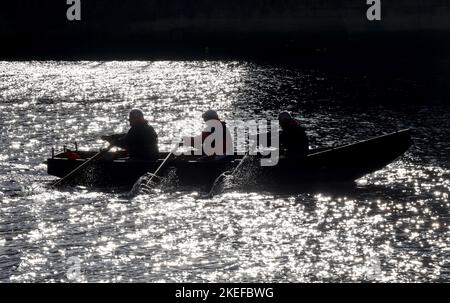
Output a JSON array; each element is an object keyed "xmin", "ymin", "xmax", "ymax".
[
  {"xmin": 278, "ymin": 111, "xmax": 293, "ymax": 129},
  {"xmin": 202, "ymin": 109, "xmax": 219, "ymax": 122},
  {"xmin": 129, "ymin": 109, "xmax": 146, "ymax": 127}
]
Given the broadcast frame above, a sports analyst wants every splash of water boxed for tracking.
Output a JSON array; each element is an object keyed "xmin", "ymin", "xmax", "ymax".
[
  {"xmin": 125, "ymin": 168, "xmax": 179, "ymax": 198},
  {"xmin": 208, "ymin": 155, "xmax": 261, "ymax": 197}
]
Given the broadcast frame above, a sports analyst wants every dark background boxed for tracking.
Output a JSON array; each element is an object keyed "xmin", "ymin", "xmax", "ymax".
[{"xmin": 1, "ymin": 0, "xmax": 450, "ymax": 60}]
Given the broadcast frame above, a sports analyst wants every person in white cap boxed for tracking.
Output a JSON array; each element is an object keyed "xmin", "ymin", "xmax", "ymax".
[
  {"xmin": 278, "ymin": 111, "xmax": 309, "ymax": 157},
  {"xmin": 183, "ymin": 109, "xmax": 233, "ymax": 159},
  {"xmin": 101, "ymin": 109, "xmax": 159, "ymax": 160}
]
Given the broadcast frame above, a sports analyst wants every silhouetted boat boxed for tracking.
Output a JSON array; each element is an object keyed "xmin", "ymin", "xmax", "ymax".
[{"xmin": 46, "ymin": 129, "xmax": 412, "ymax": 189}]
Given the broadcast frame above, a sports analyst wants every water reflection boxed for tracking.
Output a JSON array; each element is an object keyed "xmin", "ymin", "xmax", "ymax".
[{"xmin": 0, "ymin": 61, "xmax": 449, "ymax": 282}]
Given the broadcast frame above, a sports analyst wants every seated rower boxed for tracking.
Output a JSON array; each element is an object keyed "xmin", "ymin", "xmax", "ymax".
[
  {"xmin": 101, "ymin": 109, "xmax": 159, "ymax": 160},
  {"xmin": 182, "ymin": 109, "xmax": 234, "ymax": 161},
  {"xmin": 278, "ymin": 111, "xmax": 309, "ymax": 158}
]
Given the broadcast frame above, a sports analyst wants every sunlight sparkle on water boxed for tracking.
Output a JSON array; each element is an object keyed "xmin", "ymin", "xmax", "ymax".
[{"xmin": 1, "ymin": 61, "xmax": 449, "ymax": 282}]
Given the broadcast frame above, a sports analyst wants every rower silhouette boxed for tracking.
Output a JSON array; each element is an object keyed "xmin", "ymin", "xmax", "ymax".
[
  {"xmin": 102, "ymin": 109, "xmax": 159, "ymax": 160},
  {"xmin": 278, "ymin": 111, "xmax": 309, "ymax": 158},
  {"xmin": 182, "ymin": 109, "xmax": 234, "ymax": 161}
]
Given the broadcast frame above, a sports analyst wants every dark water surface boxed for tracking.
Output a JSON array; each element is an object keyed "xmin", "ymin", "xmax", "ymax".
[{"xmin": 0, "ymin": 61, "xmax": 449, "ymax": 282}]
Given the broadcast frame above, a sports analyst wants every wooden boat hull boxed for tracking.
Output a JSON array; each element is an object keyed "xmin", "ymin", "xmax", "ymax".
[
  {"xmin": 47, "ymin": 129, "xmax": 412, "ymax": 189},
  {"xmin": 261, "ymin": 129, "xmax": 412, "ymax": 187}
]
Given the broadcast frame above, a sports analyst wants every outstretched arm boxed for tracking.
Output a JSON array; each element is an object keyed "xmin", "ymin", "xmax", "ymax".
[
  {"xmin": 101, "ymin": 133, "xmax": 127, "ymax": 148},
  {"xmin": 182, "ymin": 130, "xmax": 210, "ymax": 147},
  {"xmin": 248, "ymin": 131, "xmax": 280, "ymax": 147}
]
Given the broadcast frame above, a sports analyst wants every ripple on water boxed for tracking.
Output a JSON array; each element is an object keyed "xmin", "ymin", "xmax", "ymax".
[{"xmin": 0, "ymin": 61, "xmax": 449, "ymax": 282}]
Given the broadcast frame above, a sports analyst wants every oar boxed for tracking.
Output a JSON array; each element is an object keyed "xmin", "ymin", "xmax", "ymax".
[
  {"xmin": 144, "ymin": 141, "xmax": 181, "ymax": 187},
  {"xmin": 52, "ymin": 144, "xmax": 113, "ymax": 187}
]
